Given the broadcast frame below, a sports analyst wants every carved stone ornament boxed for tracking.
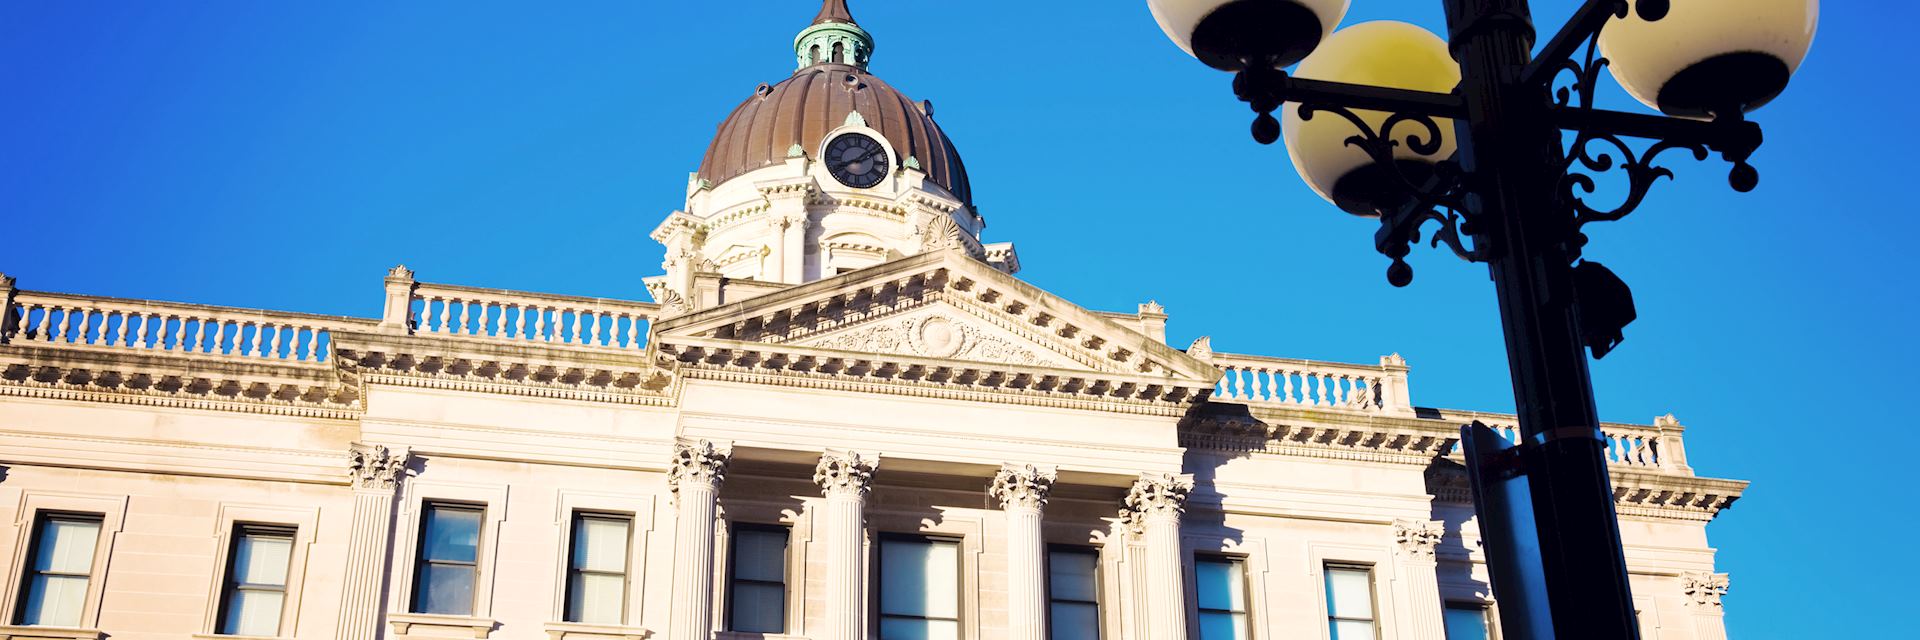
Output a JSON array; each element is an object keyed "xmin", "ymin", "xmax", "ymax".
[
  {"xmin": 814, "ymin": 449, "xmax": 879, "ymax": 498},
  {"xmin": 1186, "ymin": 336, "xmax": 1214, "ymax": 362},
  {"xmin": 1121, "ymin": 472, "xmax": 1194, "ymax": 531},
  {"xmin": 1682, "ymin": 571, "xmax": 1729, "ymax": 609},
  {"xmin": 668, "ymin": 439, "xmax": 732, "ymax": 497},
  {"xmin": 1393, "ymin": 519, "xmax": 1445, "ymax": 557},
  {"xmin": 347, "ymin": 442, "xmax": 410, "ymax": 491},
  {"xmin": 810, "ymin": 313, "xmax": 1049, "ymax": 367},
  {"xmin": 918, "ymin": 213, "xmax": 968, "ymax": 253},
  {"xmin": 988, "ymin": 463, "xmax": 1058, "ymax": 511},
  {"xmin": 386, "ymin": 264, "xmax": 415, "ymax": 280}
]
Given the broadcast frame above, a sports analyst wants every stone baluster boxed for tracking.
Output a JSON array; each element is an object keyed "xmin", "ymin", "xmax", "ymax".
[
  {"xmin": 669, "ymin": 440, "xmax": 733, "ymax": 640},
  {"xmin": 990, "ymin": 463, "xmax": 1058, "ymax": 640},
  {"xmin": 247, "ymin": 321, "xmax": 264, "ymax": 357},
  {"xmin": 535, "ymin": 307, "xmax": 550, "ymax": 342},
  {"xmin": 626, "ymin": 315, "xmax": 640, "ymax": 349},
  {"xmin": 36, "ymin": 305, "xmax": 56, "ymax": 343},
  {"xmin": 1123, "ymin": 473, "xmax": 1193, "ymax": 640},
  {"xmin": 513, "ymin": 305, "xmax": 528, "ymax": 340},
  {"xmin": 266, "ymin": 323, "xmax": 282, "ymax": 359},
  {"xmin": 1393, "ymin": 519, "xmax": 1447, "ymax": 639},
  {"xmin": 305, "ymin": 327, "xmax": 320, "ymax": 362},
  {"xmin": 569, "ymin": 308, "xmax": 583, "ymax": 344},
  {"xmin": 815, "ymin": 450, "xmax": 879, "ymax": 640},
  {"xmin": 336, "ymin": 442, "xmax": 411, "ymax": 640},
  {"xmin": 170, "ymin": 316, "xmax": 186, "ymax": 352},
  {"xmin": 1248, "ymin": 367, "xmax": 1265, "ymax": 402},
  {"xmin": 1682, "ymin": 571, "xmax": 1730, "ymax": 640},
  {"xmin": 1317, "ymin": 373, "xmax": 1332, "ymax": 407},
  {"xmin": 1282, "ymin": 369, "xmax": 1296, "ymax": 404},
  {"xmin": 455, "ymin": 299, "xmax": 471, "ymax": 335}
]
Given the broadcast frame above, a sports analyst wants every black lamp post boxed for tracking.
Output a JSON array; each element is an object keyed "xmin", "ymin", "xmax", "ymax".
[{"xmin": 1146, "ymin": 0, "xmax": 1817, "ymax": 638}]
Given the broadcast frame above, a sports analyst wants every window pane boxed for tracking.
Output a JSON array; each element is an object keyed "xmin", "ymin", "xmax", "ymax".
[
  {"xmin": 1331, "ymin": 618, "xmax": 1376, "ymax": 640},
  {"xmin": 1048, "ymin": 550, "xmax": 1098, "ymax": 603},
  {"xmin": 880, "ymin": 539, "xmax": 958, "ymax": 618},
  {"xmin": 224, "ymin": 589, "xmax": 285, "ymax": 636},
  {"xmin": 19, "ymin": 574, "xmax": 89, "ymax": 626},
  {"xmin": 415, "ymin": 564, "xmax": 475, "ymax": 615},
  {"xmin": 1195, "ymin": 558, "xmax": 1244, "ymax": 612},
  {"xmin": 1050, "ymin": 602, "xmax": 1100, "ymax": 640},
  {"xmin": 880, "ymin": 617, "xmax": 959, "ymax": 640},
  {"xmin": 34, "ymin": 518, "xmax": 101, "ymax": 574},
  {"xmin": 568, "ymin": 572, "xmax": 624, "ymax": 624},
  {"xmin": 423, "ymin": 506, "xmax": 481, "ymax": 563},
  {"xmin": 730, "ymin": 581, "xmax": 786, "ymax": 632},
  {"xmin": 734, "ymin": 529, "xmax": 788, "ymax": 583},
  {"xmin": 1326, "ymin": 567, "xmax": 1374, "ymax": 619},
  {"xmin": 573, "ymin": 516, "xmax": 629, "ymax": 573},
  {"xmin": 233, "ymin": 533, "xmax": 293, "ymax": 587},
  {"xmin": 1445, "ymin": 606, "xmax": 1491, "ymax": 640},
  {"xmin": 1198, "ymin": 611, "xmax": 1249, "ymax": 640}
]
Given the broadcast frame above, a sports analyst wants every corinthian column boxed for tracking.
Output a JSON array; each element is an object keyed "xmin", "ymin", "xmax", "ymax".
[
  {"xmin": 814, "ymin": 450, "xmax": 879, "ymax": 640},
  {"xmin": 1123, "ymin": 473, "xmax": 1193, "ymax": 640},
  {"xmin": 990, "ymin": 464, "xmax": 1058, "ymax": 640},
  {"xmin": 336, "ymin": 443, "xmax": 410, "ymax": 640},
  {"xmin": 1392, "ymin": 519, "xmax": 1447, "ymax": 639},
  {"xmin": 669, "ymin": 440, "xmax": 732, "ymax": 640}
]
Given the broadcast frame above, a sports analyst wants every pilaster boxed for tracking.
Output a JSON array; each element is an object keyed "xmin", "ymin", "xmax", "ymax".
[
  {"xmin": 337, "ymin": 442, "xmax": 411, "ymax": 640},
  {"xmin": 668, "ymin": 439, "xmax": 732, "ymax": 640},
  {"xmin": 1682, "ymin": 571, "xmax": 1730, "ymax": 640},
  {"xmin": 380, "ymin": 265, "xmax": 416, "ymax": 333},
  {"xmin": 814, "ymin": 449, "xmax": 878, "ymax": 640},
  {"xmin": 989, "ymin": 463, "xmax": 1057, "ymax": 640},
  {"xmin": 1122, "ymin": 472, "xmax": 1192, "ymax": 640},
  {"xmin": 1392, "ymin": 519, "xmax": 1446, "ymax": 639}
]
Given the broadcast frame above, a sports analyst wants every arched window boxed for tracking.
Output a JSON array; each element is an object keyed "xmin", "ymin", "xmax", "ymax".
[
  {"xmin": 832, "ymin": 41, "xmax": 844, "ymax": 64},
  {"xmin": 809, "ymin": 44, "xmax": 821, "ymax": 65}
]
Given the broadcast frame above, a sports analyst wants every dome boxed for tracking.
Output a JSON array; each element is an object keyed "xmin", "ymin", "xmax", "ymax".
[{"xmin": 693, "ymin": 3, "xmax": 972, "ymax": 204}]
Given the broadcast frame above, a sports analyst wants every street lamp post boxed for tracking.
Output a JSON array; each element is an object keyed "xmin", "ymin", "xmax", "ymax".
[{"xmin": 1146, "ymin": 1, "xmax": 1817, "ymax": 638}]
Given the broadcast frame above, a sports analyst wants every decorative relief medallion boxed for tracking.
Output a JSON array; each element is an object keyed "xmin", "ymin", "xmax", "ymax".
[
  {"xmin": 1682, "ymin": 571, "xmax": 1729, "ymax": 608},
  {"xmin": 814, "ymin": 449, "xmax": 879, "ymax": 498},
  {"xmin": 347, "ymin": 442, "xmax": 410, "ymax": 491},
  {"xmin": 807, "ymin": 312, "xmax": 1051, "ymax": 367},
  {"xmin": 1121, "ymin": 472, "xmax": 1194, "ymax": 531},
  {"xmin": 668, "ymin": 439, "xmax": 732, "ymax": 500},
  {"xmin": 988, "ymin": 463, "xmax": 1058, "ymax": 511},
  {"xmin": 1393, "ymin": 519, "xmax": 1445, "ymax": 557}
]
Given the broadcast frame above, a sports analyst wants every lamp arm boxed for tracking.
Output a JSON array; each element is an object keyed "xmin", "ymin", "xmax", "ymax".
[
  {"xmin": 1234, "ymin": 65, "xmax": 1463, "ymax": 144},
  {"xmin": 1521, "ymin": 0, "xmax": 1633, "ymax": 88},
  {"xmin": 1551, "ymin": 105, "xmax": 1761, "ymax": 161}
]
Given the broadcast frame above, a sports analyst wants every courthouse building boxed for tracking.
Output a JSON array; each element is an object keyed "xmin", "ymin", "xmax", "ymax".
[{"xmin": 0, "ymin": 2, "xmax": 1743, "ymax": 639}]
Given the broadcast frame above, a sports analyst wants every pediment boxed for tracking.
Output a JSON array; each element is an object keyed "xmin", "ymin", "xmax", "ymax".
[{"xmin": 652, "ymin": 250, "xmax": 1220, "ymax": 385}]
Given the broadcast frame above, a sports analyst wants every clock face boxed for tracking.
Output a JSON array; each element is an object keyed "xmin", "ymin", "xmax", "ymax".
[{"xmin": 824, "ymin": 133, "xmax": 890, "ymax": 188}]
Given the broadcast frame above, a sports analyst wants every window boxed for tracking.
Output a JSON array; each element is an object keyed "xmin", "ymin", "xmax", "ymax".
[
  {"xmin": 1047, "ymin": 546, "xmax": 1100, "ymax": 640},
  {"xmin": 878, "ymin": 535, "xmax": 960, "ymax": 640},
  {"xmin": 217, "ymin": 525, "xmax": 294, "ymax": 636},
  {"xmin": 1324, "ymin": 564, "xmax": 1377, "ymax": 640},
  {"xmin": 566, "ymin": 513, "xmax": 631, "ymax": 624},
  {"xmin": 727, "ymin": 524, "xmax": 789, "ymax": 633},
  {"xmin": 1194, "ymin": 555, "xmax": 1249, "ymax": 640},
  {"xmin": 1445, "ymin": 603, "xmax": 1492, "ymax": 640},
  {"xmin": 14, "ymin": 512, "xmax": 102, "ymax": 626},
  {"xmin": 413, "ymin": 503, "xmax": 483, "ymax": 615}
]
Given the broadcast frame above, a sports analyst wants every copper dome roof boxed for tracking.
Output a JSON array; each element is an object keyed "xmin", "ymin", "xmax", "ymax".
[{"xmin": 694, "ymin": 7, "xmax": 972, "ymax": 205}]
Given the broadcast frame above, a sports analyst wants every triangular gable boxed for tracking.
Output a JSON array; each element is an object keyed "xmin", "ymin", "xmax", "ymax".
[{"xmin": 652, "ymin": 250, "xmax": 1219, "ymax": 384}]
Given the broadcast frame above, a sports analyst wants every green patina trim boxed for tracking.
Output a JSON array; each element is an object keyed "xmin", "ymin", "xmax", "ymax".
[
  {"xmin": 787, "ymin": 143, "xmax": 807, "ymax": 158},
  {"xmin": 793, "ymin": 22, "xmax": 875, "ymax": 71},
  {"xmin": 904, "ymin": 156, "xmax": 922, "ymax": 170},
  {"xmin": 843, "ymin": 110, "xmax": 867, "ymax": 128}
]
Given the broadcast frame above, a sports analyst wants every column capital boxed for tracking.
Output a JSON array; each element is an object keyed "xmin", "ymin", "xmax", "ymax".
[
  {"xmin": 669, "ymin": 439, "xmax": 732, "ymax": 499},
  {"xmin": 989, "ymin": 463, "xmax": 1057, "ymax": 511},
  {"xmin": 1682, "ymin": 571, "xmax": 1730, "ymax": 609},
  {"xmin": 1121, "ymin": 472, "xmax": 1193, "ymax": 530},
  {"xmin": 1393, "ymin": 519, "xmax": 1444, "ymax": 558},
  {"xmin": 347, "ymin": 442, "xmax": 410, "ymax": 491},
  {"xmin": 814, "ymin": 449, "xmax": 879, "ymax": 498}
]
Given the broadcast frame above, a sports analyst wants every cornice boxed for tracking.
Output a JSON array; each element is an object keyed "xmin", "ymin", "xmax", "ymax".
[
  {"xmin": 333, "ymin": 330, "xmax": 679, "ymax": 407},
  {"xmin": 0, "ymin": 343, "xmax": 361, "ymax": 420},
  {"xmin": 664, "ymin": 336, "xmax": 1207, "ymax": 416}
]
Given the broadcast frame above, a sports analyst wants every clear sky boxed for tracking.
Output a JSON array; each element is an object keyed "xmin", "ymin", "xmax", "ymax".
[{"xmin": 0, "ymin": 1, "xmax": 1907, "ymax": 636}]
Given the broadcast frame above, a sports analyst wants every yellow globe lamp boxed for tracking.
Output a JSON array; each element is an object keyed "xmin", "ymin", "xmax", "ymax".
[
  {"xmin": 1147, "ymin": 0, "xmax": 1349, "ymax": 71},
  {"xmin": 1281, "ymin": 21, "xmax": 1460, "ymax": 216},
  {"xmin": 1599, "ymin": 0, "xmax": 1818, "ymax": 118}
]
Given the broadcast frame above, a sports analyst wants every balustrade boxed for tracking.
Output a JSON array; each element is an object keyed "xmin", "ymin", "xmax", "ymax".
[
  {"xmin": 2, "ymin": 292, "xmax": 369, "ymax": 363},
  {"xmin": 1211, "ymin": 353, "xmax": 1405, "ymax": 412},
  {"xmin": 1478, "ymin": 421, "xmax": 1680, "ymax": 472},
  {"xmin": 407, "ymin": 283, "xmax": 659, "ymax": 350}
]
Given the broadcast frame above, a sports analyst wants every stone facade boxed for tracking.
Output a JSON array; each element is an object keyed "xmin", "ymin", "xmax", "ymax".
[{"xmin": 0, "ymin": 3, "xmax": 1745, "ymax": 639}]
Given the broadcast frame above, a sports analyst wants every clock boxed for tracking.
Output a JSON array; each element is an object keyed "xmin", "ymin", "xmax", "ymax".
[{"xmin": 824, "ymin": 132, "xmax": 890, "ymax": 188}]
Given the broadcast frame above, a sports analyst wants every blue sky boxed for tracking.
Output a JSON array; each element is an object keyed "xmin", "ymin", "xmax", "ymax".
[{"xmin": 1, "ymin": 1, "xmax": 1908, "ymax": 636}]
